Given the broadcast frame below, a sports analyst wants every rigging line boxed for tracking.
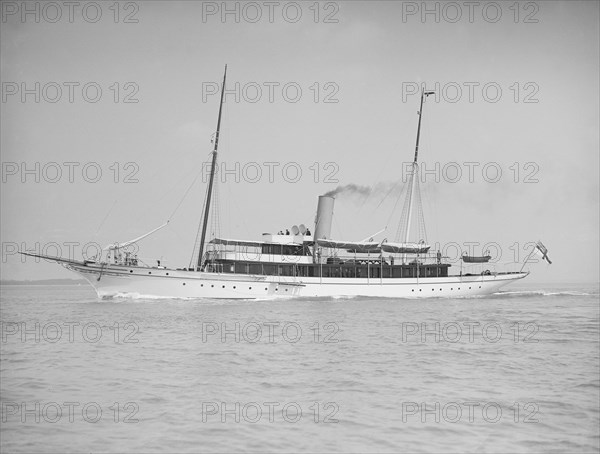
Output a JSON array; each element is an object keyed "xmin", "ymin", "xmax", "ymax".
[
  {"xmin": 167, "ymin": 222, "xmax": 189, "ymax": 245},
  {"xmin": 332, "ymin": 214, "xmax": 345, "ymax": 242},
  {"xmin": 376, "ymin": 180, "xmax": 400, "ymax": 209},
  {"xmin": 423, "ymin": 181, "xmax": 438, "ymax": 246},
  {"xmin": 395, "ymin": 170, "xmax": 414, "ymax": 242},
  {"xmin": 94, "ymin": 159, "xmax": 168, "ymax": 236},
  {"xmin": 113, "ymin": 154, "xmax": 202, "ymax": 228},
  {"xmin": 190, "ymin": 145, "xmax": 223, "ymax": 268},
  {"xmin": 151, "ymin": 158, "xmax": 203, "ymax": 206},
  {"xmin": 357, "ymin": 137, "xmax": 406, "ymax": 213},
  {"xmin": 357, "ymin": 180, "xmax": 394, "ymax": 215},
  {"xmin": 94, "ymin": 199, "xmax": 118, "ymax": 237},
  {"xmin": 385, "ymin": 182, "xmax": 407, "ymax": 230},
  {"xmin": 167, "ymin": 165, "xmax": 205, "ymax": 221},
  {"xmin": 189, "ymin": 170, "xmax": 212, "ymax": 268},
  {"xmin": 414, "ymin": 169, "xmax": 427, "ymax": 242},
  {"xmin": 211, "ymin": 176, "xmax": 221, "ymax": 241},
  {"xmin": 225, "ymin": 175, "xmax": 233, "ymax": 238}
]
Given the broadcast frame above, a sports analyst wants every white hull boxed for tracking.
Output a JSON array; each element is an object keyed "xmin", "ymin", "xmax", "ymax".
[{"xmin": 67, "ymin": 262, "xmax": 528, "ymax": 299}]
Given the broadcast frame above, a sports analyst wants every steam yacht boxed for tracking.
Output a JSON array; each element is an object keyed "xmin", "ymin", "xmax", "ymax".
[{"xmin": 23, "ymin": 66, "xmax": 549, "ymax": 299}]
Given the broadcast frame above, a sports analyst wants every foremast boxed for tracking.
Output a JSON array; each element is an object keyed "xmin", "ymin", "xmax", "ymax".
[{"xmin": 196, "ymin": 65, "xmax": 227, "ymax": 271}]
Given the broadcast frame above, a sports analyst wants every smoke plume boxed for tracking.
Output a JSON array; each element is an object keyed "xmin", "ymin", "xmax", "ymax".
[
  {"xmin": 323, "ymin": 182, "xmax": 398, "ymax": 199},
  {"xmin": 323, "ymin": 184, "xmax": 372, "ymax": 198}
]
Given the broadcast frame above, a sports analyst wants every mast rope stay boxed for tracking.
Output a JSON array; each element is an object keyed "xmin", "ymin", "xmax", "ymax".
[{"xmin": 167, "ymin": 164, "xmax": 205, "ymax": 222}]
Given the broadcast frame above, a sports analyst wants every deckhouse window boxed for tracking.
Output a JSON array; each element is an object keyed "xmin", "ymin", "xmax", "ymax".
[{"xmin": 261, "ymin": 244, "xmax": 304, "ymax": 256}]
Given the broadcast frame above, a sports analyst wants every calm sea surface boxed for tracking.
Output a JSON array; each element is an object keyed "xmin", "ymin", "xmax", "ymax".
[{"xmin": 1, "ymin": 282, "xmax": 598, "ymax": 453}]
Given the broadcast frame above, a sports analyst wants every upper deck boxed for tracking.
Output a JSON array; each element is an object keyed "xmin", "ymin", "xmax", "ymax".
[{"xmin": 205, "ymin": 234, "xmax": 451, "ymax": 278}]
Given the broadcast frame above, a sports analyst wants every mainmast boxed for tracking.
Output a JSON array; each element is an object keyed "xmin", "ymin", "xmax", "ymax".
[
  {"xmin": 404, "ymin": 88, "xmax": 434, "ymax": 244},
  {"xmin": 197, "ymin": 65, "xmax": 227, "ymax": 270}
]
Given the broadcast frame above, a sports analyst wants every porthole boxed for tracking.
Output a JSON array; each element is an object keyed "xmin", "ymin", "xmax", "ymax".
[
  {"xmin": 130, "ymin": 270, "xmax": 133, "ymax": 273},
  {"xmin": 419, "ymin": 289, "xmax": 422, "ymax": 292},
  {"xmin": 183, "ymin": 283, "xmax": 186, "ymax": 286},
  {"xmin": 148, "ymin": 272, "xmax": 152, "ymax": 274},
  {"xmin": 479, "ymin": 286, "xmax": 481, "ymax": 288},
  {"xmin": 469, "ymin": 287, "xmax": 471, "ymax": 289},
  {"xmin": 222, "ymin": 285, "xmax": 225, "ymax": 288},
  {"xmin": 233, "ymin": 286, "xmax": 236, "ymax": 289},
  {"xmin": 265, "ymin": 287, "xmax": 267, "ymax": 290},
  {"xmin": 201, "ymin": 284, "xmax": 203, "ymax": 287},
  {"xmin": 275, "ymin": 288, "xmax": 279, "ymax": 291},
  {"xmin": 285, "ymin": 289, "xmax": 288, "ymax": 292},
  {"xmin": 451, "ymin": 288, "xmax": 453, "ymax": 290},
  {"xmin": 412, "ymin": 289, "xmax": 415, "ymax": 292},
  {"xmin": 439, "ymin": 288, "xmax": 442, "ymax": 291},
  {"xmin": 249, "ymin": 287, "xmax": 252, "ymax": 290},
  {"xmin": 211, "ymin": 285, "xmax": 214, "ymax": 288},
  {"xmin": 166, "ymin": 273, "xmax": 169, "ymax": 276}
]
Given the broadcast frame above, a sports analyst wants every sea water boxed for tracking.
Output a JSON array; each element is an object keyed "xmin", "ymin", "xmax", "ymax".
[{"xmin": 1, "ymin": 282, "xmax": 598, "ymax": 453}]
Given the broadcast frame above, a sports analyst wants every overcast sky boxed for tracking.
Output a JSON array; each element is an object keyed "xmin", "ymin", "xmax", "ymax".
[{"xmin": 1, "ymin": 0, "xmax": 598, "ymax": 283}]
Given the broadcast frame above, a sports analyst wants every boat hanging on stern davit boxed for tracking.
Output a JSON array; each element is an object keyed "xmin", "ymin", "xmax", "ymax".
[{"xmin": 21, "ymin": 66, "xmax": 550, "ymax": 299}]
